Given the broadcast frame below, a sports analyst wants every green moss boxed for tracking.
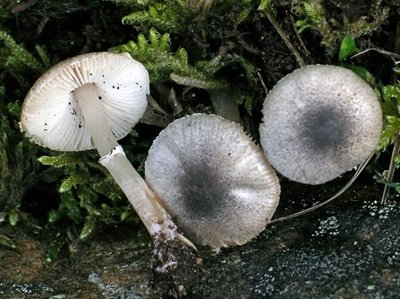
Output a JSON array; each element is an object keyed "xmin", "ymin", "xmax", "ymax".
[
  {"xmin": 111, "ymin": 28, "xmax": 226, "ymax": 88},
  {"xmin": 378, "ymin": 84, "xmax": 400, "ymax": 151},
  {"xmin": 0, "ymin": 28, "xmax": 47, "ymax": 225},
  {"xmin": 0, "ymin": 115, "xmax": 38, "ymax": 223},
  {"xmin": 292, "ymin": 0, "xmax": 390, "ymax": 55}
]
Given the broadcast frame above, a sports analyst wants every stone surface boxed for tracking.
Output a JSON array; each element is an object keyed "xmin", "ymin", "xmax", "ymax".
[{"xmin": 1, "ymin": 181, "xmax": 400, "ymax": 298}]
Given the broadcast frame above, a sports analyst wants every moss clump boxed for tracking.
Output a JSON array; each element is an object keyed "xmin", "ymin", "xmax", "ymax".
[{"xmin": 292, "ymin": 0, "xmax": 390, "ymax": 54}]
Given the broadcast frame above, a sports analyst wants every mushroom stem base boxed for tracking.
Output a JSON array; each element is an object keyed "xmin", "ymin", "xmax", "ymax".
[{"xmin": 99, "ymin": 145, "xmax": 178, "ymax": 239}]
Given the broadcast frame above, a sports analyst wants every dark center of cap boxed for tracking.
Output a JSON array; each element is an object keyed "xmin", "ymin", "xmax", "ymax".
[
  {"xmin": 178, "ymin": 160, "xmax": 228, "ymax": 220},
  {"xmin": 298, "ymin": 105, "xmax": 351, "ymax": 154}
]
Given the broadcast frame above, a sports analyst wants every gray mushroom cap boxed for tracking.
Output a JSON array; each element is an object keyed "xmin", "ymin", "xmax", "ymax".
[
  {"xmin": 20, "ymin": 52, "xmax": 149, "ymax": 151},
  {"xmin": 259, "ymin": 65, "xmax": 383, "ymax": 185},
  {"xmin": 145, "ymin": 113, "xmax": 280, "ymax": 248}
]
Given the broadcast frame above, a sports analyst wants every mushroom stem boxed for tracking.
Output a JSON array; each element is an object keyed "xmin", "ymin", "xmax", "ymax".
[
  {"xmin": 99, "ymin": 146, "xmax": 177, "ymax": 238},
  {"xmin": 210, "ymin": 90, "xmax": 241, "ymax": 123},
  {"xmin": 73, "ymin": 83, "xmax": 118, "ymax": 157},
  {"xmin": 73, "ymin": 83, "xmax": 177, "ymax": 239}
]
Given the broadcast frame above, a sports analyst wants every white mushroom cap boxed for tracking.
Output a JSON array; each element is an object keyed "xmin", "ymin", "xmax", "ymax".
[
  {"xmin": 260, "ymin": 65, "xmax": 383, "ymax": 185},
  {"xmin": 145, "ymin": 113, "xmax": 280, "ymax": 248},
  {"xmin": 20, "ymin": 52, "xmax": 149, "ymax": 151}
]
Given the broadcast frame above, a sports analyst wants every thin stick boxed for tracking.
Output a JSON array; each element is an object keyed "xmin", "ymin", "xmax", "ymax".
[
  {"xmin": 270, "ymin": 152, "xmax": 374, "ymax": 224},
  {"xmin": 257, "ymin": 72, "xmax": 268, "ymax": 94},
  {"xmin": 262, "ymin": 10, "xmax": 306, "ymax": 67},
  {"xmin": 351, "ymin": 48, "xmax": 400, "ymax": 62},
  {"xmin": 290, "ymin": 15, "xmax": 310, "ymax": 57},
  {"xmin": 381, "ymin": 21, "xmax": 400, "ymax": 204},
  {"xmin": 381, "ymin": 133, "xmax": 400, "ymax": 204}
]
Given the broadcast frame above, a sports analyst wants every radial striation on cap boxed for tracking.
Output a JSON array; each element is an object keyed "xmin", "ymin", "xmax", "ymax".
[
  {"xmin": 145, "ymin": 113, "xmax": 280, "ymax": 248},
  {"xmin": 260, "ymin": 65, "xmax": 383, "ymax": 185},
  {"xmin": 20, "ymin": 52, "xmax": 149, "ymax": 151}
]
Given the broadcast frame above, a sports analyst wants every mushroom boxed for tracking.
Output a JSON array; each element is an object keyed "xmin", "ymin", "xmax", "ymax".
[
  {"xmin": 20, "ymin": 52, "xmax": 179, "ymax": 243},
  {"xmin": 259, "ymin": 65, "xmax": 383, "ymax": 185},
  {"xmin": 145, "ymin": 113, "xmax": 280, "ymax": 248}
]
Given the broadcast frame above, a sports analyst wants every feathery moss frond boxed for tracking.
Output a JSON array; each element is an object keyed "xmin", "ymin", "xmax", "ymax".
[
  {"xmin": 38, "ymin": 150, "xmax": 130, "ymax": 241},
  {"xmin": 111, "ymin": 28, "xmax": 227, "ymax": 89},
  {"xmin": 0, "ymin": 31, "xmax": 44, "ymax": 71},
  {"xmin": 121, "ymin": 1, "xmax": 186, "ymax": 31}
]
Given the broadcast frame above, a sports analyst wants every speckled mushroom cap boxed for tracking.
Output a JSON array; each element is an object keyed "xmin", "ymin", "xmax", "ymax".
[
  {"xmin": 145, "ymin": 113, "xmax": 280, "ymax": 248},
  {"xmin": 20, "ymin": 52, "xmax": 149, "ymax": 151},
  {"xmin": 259, "ymin": 65, "xmax": 383, "ymax": 185}
]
